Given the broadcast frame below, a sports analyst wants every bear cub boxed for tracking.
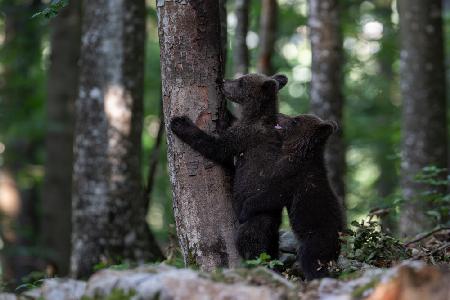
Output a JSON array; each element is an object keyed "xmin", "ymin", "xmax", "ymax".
[
  {"xmin": 170, "ymin": 73, "xmax": 288, "ymax": 260},
  {"xmin": 240, "ymin": 114, "xmax": 345, "ymax": 280}
]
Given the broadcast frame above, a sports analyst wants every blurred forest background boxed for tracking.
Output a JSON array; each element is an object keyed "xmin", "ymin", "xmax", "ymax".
[{"xmin": 0, "ymin": 0, "xmax": 449, "ymax": 290}]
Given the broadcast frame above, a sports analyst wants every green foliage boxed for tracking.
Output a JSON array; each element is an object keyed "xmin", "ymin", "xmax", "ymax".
[
  {"xmin": 342, "ymin": 219, "xmax": 411, "ymax": 267},
  {"xmin": 15, "ymin": 271, "xmax": 47, "ymax": 293},
  {"xmin": 245, "ymin": 253, "xmax": 284, "ymax": 270},
  {"xmin": 93, "ymin": 262, "xmax": 133, "ymax": 272},
  {"xmin": 32, "ymin": 0, "xmax": 69, "ymax": 19},
  {"xmin": 414, "ymin": 166, "xmax": 450, "ymax": 226}
]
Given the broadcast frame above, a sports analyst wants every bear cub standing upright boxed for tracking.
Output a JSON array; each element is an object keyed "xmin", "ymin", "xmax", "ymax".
[
  {"xmin": 240, "ymin": 114, "xmax": 345, "ymax": 280},
  {"xmin": 170, "ymin": 73, "xmax": 288, "ymax": 260}
]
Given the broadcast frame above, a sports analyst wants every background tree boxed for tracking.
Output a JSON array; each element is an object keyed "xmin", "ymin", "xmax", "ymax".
[
  {"xmin": 308, "ymin": 0, "xmax": 346, "ymax": 207},
  {"xmin": 0, "ymin": 0, "xmax": 44, "ymax": 287},
  {"xmin": 234, "ymin": 0, "xmax": 250, "ymax": 76},
  {"xmin": 398, "ymin": 0, "xmax": 448, "ymax": 236},
  {"xmin": 41, "ymin": 0, "xmax": 81, "ymax": 276},
  {"xmin": 71, "ymin": 0, "xmax": 163, "ymax": 278},
  {"xmin": 220, "ymin": 0, "xmax": 228, "ymax": 66},
  {"xmin": 157, "ymin": 1, "xmax": 240, "ymax": 270},
  {"xmin": 258, "ymin": 0, "xmax": 277, "ymax": 75}
]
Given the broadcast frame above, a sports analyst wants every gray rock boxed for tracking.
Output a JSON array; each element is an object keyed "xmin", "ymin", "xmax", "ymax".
[
  {"xmin": 22, "ymin": 279, "xmax": 86, "ymax": 300},
  {"xmin": 279, "ymin": 230, "xmax": 298, "ymax": 254},
  {"xmin": 279, "ymin": 253, "xmax": 296, "ymax": 267},
  {"xmin": 298, "ymin": 260, "xmax": 441, "ymax": 300},
  {"xmin": 85, "ymin": 265, "xmax": 291, "ymax": 300},
  {"xmin": 0, "ymin": 294, "xmax": 17, "ymax": 300}
]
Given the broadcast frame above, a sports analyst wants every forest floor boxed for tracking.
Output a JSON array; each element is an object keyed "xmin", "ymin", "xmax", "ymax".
[
  {"xmin": 3, "ymin": 225, "xmax": 449, "ymax": 300},
  {"xmin": 3, "ymin": 259, "xmax": 449, "ymax": 300}
]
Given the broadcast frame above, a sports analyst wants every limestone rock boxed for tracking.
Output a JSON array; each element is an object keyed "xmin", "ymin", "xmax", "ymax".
[
  {"xmin": 0, "ymin": 294, "xmax": 17, "ymax": 300},
  {"xmin": 279, "ymin": 230, "xmax": 298, "ymax": 254}
]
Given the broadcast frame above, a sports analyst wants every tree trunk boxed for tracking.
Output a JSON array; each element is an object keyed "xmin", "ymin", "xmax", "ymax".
[
  {"xmin": 157, "ymin": 1, "xmax": 240, "ymax": 271},
  {"xmin": 0, "ymin": 0, "xmax": 43, "ymax": 288},
  {"xmin": 308, "ymin": 0, "xmax": 346, "ymax": 209},
  {"xmin": 71, "ymin": 0, "xmax": 163, "ymax": 278},
  {"xmin": 257, "ymin": 0, "xmax": 277, "ymax": 75},
  {"xmin": 373, "ymin": 1, "xmax": 399, "ymax": 233},
  {"xmin": 41, "ymin": 0, "xmax": 81, "ymax": 276},
  {"xmin": 0, "ymin": 171, "xmax": 41, "ymax": 289},
  {"xmin": 234, "ymin": 0, "xmax": 250, "ymax": 76},
  {"xmin": 220, "ymin": 0, "xmax": 228, "ymax": 67},
  {"xmin": 398, "ymin": 0, "xmax": 448, "ymax": 237}
]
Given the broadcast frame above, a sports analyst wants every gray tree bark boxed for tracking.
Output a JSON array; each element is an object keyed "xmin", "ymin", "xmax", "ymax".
[
  {"xmin": 71, "ymin": 0, "xmax": 163, "ymax": 278},
  {"xmin": 157, "ymin": 0, "xmax": 240, "ymax": 271},
  {"xmin": 234, "ymin": 0, "xmax": 250, "ymax": 76},
  {"xmin": 257, "ymin": 0, "xmax": 277, "ymax": 75},
  {"xmin": 41, "ymin": 0, "xmax": 81, "ymax": 276},
  {"xmin": 398, "ymin": 0, "xmax": 448, "ymax": 236},
  {"xmin": 220, "ymin": 0, "xmax": 228, "ymax": 67},
  {"xmin": 308, "ymin": 0, "xmax": 346, "ymax": 208}
]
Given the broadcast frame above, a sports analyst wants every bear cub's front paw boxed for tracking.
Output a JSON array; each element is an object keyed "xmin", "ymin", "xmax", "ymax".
[{"xmin": 170, "ymin": 116, "xmax": 194, "ymax": 135}]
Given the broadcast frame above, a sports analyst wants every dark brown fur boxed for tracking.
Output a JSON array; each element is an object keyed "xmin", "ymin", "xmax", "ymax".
[
  {"xmin": 170, "ymin": 73, "xmax": 288, "ymax": 260},
  {"xmin": 239, "ymin": 114, "xmax": 345, "ymax": 280}
]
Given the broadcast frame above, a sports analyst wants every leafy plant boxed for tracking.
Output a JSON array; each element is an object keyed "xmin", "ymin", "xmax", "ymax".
[
  {"xmin": 245, "ymin": 253, "xmax": 284, "ymax": 269},
  {"xmin": 15, "ymin": 271, "xmax": 48, "ymax": 292},
  {"xmin": 342, "ymin": 219, "xmax": 411, "ymax": 267},
  {"xmin": 32, "ymin": 0, "xmax": 69, "ymax": 19},
  {"xmin": 414, "ymin": 166, "xmax": 450, "ymax": 226}
]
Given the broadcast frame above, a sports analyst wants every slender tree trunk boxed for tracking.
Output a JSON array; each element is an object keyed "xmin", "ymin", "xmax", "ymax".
[
  {"xmin": 71, "ymin": 0, "xmax": 163, "ymax": 278},
  {"xmin": 398, "ymin": 0, "xmax": 448, "ymax": 236},
  {"xmin": 373, "ymin": 1, "xmax": 399, "ymax": 233},
  {"xmin": 157, "ymin": 1, "xmax": 240, "ymax": 271},
  {"xmin": 234, "ymin": 0, "xmax": 250, "ymax": 76},
  {"xmin": 258, "ymin": 0, "xmax": 277, "ymax": 75},
  {"xmin": 308, "ymin": 0, "xmax": 346, "ymax": 210},
  {"xmin": 41, "ymin": 0, "xmax": 81, "ymax": 276},
  {"xmin": 144, "ymin": 103, "xmax": 165, "ymax": 208}
]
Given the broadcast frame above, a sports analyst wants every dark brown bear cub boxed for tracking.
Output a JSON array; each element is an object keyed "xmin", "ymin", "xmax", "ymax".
[
  {"xmin": 170, "ymin": 73, "xmax": 288, "ymax": 260},
  {"xmin": 240, "ymin": 114, "xmax": 345, "ymax": 280}
]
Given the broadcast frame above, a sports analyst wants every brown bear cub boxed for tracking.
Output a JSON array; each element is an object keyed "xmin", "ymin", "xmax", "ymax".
[
  {"xmin": 170, "ymin": 73, "xmax": 288, "ymax": 260},
  {"xmin": 239, "ymin": 114, "xmax": 345, "ymax": 280}
]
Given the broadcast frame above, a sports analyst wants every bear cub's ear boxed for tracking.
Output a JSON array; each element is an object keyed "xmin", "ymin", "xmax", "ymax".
[
  {"xmin": 272, "ymin": 74, "xmax": 288, "ymax": 90},
  {"xmin": 318, "ymin": 121, "xmax": 339, "ymax": 138},
  {"xmin": 262, "ymin": 79, "xmax": 278, "ymax": 93}
]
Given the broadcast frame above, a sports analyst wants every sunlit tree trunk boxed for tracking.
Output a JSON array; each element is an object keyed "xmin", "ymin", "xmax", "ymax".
[
  {"xmin": 41, "ymin": 0, "xmax": 81, "ymax": 276},
  {"xmin": 398, "ymin": 0, "xmax": 448, "ymax": 236},
  {"xmin": 257, "ymin": 0, "xmax": 277, "ymax": 75},
  {"xmin": 234, "ymin": 0, "xmax": 250, "ymax": 76},
  {"xmin": 308, "ymin": 0, "xmax": 346, "ymax": 210},
  {"xmin": 157, "ymin": 1, "xmax": 240, "ymax": 271},
  {"xmin": 71, "ymin": 0, "xmax": 163, "ymax": 278}
]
